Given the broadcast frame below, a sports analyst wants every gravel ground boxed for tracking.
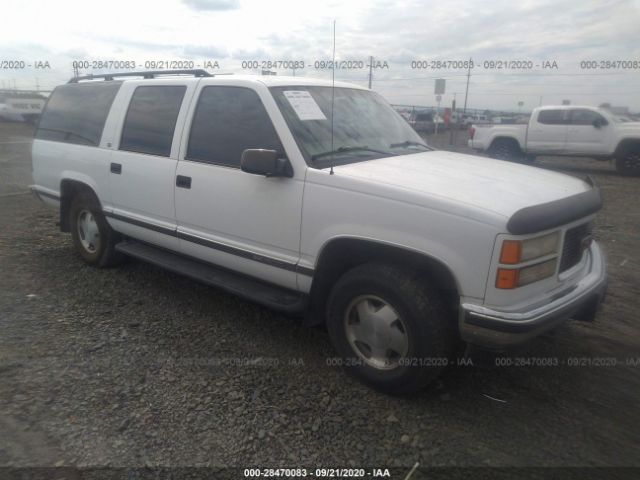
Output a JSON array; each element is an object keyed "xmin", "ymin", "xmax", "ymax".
[{"xmin": 1, "ymin": 123, "xmax": 639, "ymax": 475}]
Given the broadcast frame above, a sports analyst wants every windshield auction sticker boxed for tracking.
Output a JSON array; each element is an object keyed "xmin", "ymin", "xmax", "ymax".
[{"xmin": 283, "ymin": 90, "xmax": 327, "ymax": 121}]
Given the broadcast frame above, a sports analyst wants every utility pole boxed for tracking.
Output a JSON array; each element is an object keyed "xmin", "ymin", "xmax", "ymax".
[
  {"xmin": 368, "ymin": 56, "xmax": 373, "ymax": 89},
  {"xmin": 450, "ymin": 93, "xmax": 457, "ymax": 146},
  {"xmin": 463, "ymin": 57, "xmax": 471, "ymax": 113}
]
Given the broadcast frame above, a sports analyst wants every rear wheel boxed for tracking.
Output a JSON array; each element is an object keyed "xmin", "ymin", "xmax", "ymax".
[
  {"xmin": 69, "ymin": 192, "xmax": 123, "ymax": 267},
  {"xmin": 615, "ymin": 147, "xmax": 640, "ymax": 176},
  {"xmin": 326, "ymin": 263, "xmax": 454, "ymax": 394},
  {"xmin": 488, "ymin": 138, "xmax": 524, "ymax": 162}
]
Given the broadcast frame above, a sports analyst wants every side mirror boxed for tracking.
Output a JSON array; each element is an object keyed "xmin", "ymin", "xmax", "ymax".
[
  {"xmin": 592, "ymin": 118, "xmax": 605, "ymax": 129},
  {"xmin": 240, "ymin": 149, "xmax": 293, "ymax": 177}
]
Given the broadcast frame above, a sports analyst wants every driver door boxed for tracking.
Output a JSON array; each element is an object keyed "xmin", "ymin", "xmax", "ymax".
[
  {"xmin": 565, "ymin": 108, "xmax": 610, "ymax": 155},
  {"xmin": 174, "ymin": 85, "xmax": 304, "ymax": 291}
]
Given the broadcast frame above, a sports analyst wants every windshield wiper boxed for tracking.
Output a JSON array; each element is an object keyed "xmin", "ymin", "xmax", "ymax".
[
  {"xmin": 311, "ymin": 145, "xmax": 392, "ymax": 162},
  {"xmin": 389, "ymin": 140, "xmax": 431, "ymax": 149}
]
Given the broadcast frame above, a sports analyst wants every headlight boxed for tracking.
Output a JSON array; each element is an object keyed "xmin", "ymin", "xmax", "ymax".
[
  {"xmin": 495, "ymin": 232, "xmax": 560, "ymax": 289},
  {"xmin": 496, "ymin": 259, "xmax": 558, "ymax": 289},
  {"xmin": 516, "ymin": 259, "xmax": 557, "ymax": 286},
  {"xmin": 500, "ymin": 232, "xmax": 560, "ymax": 264}
]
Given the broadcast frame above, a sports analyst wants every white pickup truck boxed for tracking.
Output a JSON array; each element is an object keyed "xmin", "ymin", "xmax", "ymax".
[
  {"xmin": 32, "ymin": 71, "xmax": 607, "ymax": 393},
  {"xmin": 468, "ymin": 105, "xmax": 640, "ymax": 176}
]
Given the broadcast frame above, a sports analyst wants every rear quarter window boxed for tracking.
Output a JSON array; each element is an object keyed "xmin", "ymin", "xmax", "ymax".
[{"xmin": 35, "ymin": 82, "xmax": 122, "ymax": 146}]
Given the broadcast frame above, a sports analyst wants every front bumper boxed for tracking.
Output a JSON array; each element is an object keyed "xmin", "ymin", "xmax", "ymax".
[{"xmin": 459, "ymin": 242, "xmax": 607, "ymax": 348}]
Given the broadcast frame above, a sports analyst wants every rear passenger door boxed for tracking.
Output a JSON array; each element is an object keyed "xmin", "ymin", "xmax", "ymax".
[
  {"xmin": 526, "ymin": 109, "xmax": 569, "ymax": 154},
  {"xmin": 174, "ymin": 85, "xmax": 304, "ymax": 291},
  {"xmin": 106, "ymin": 81, "xmax": 195, "ymax": 251}
]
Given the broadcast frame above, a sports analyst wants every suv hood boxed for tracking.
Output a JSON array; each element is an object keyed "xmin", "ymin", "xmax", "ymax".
[{"xmin": 333, "ymin": 150, "xmax": 591, "ymax": 221}]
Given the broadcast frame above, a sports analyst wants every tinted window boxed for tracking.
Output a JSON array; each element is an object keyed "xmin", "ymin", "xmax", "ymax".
[
  {"xmin": 35, "ymin": 82, "xmax": 122, "ymax": 146},
  {"xmin": 120, "ymin": 86, "xmax": 186, "ymax": 157},
  {"xmin": 570, "ymin": 109, "xmax": 607, "ymax": 126},
  {"xmin": 537, "ymin": 109, "xmax": 569, "ymax": 125},
  {"xmin": 187, "ymin": 87, "xmax": 283, "ymax": 167},
  {"xmin": 415, "ymin": 113, "xmax": 433, "ymax": 121}
]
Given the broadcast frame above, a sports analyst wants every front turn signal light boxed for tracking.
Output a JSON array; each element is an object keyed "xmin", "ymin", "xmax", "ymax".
[
  {"xmin": 496, "ymin": 268, "xmax": 519, "ymax": 289},
  {"xmin": 500, "ymin": 240, "xmax": 522, "ymax": 264}
]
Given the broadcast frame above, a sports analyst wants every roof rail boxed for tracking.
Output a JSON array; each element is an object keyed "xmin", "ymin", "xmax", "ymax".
[{"xmin": 68, "ymin": 69, "xmax": 213, "ymax": 83}]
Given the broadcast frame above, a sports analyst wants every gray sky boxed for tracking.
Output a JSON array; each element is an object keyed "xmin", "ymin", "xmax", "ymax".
[{"xmin": 3, "ymin": 0, "xmax": 640, "ymax": 111}]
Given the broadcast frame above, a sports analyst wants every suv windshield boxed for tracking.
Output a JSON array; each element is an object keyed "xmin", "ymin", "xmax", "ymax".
[{"xmin": 270, "ymin": 86, "xmax": 430, "ymax": 168}]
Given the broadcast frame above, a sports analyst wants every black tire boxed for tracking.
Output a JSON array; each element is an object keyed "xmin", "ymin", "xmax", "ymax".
[
  {"xmin": 69, "ymin": 191, "xmax": 123, "ymax": 267},
  {"xmin": 615, "ymin": 148, "xmax": 640, "ymax": 177},
  {"xmin": 488, "ymin": 138, "xmax": 523, "ymax": 162},
  {"xmin": 326, "ymin": 263, "xmax": 454, "ymax": 394}
]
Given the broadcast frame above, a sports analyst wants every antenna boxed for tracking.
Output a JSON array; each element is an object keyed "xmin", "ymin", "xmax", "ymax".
[{"xmin": 329, "ymin": 19, "xmax": 336, "ymax": 175}]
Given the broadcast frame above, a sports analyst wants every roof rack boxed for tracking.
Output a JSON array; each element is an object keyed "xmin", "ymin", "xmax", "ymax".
[{"xmin": 68, "ymin": 69, "xmax": 213, "ymax": 83}]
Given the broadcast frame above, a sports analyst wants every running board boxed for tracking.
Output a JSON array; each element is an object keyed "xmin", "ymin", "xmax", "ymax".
[{"xmin": 115, "ymin": 241, "xmax": 308, "ymax": 314}]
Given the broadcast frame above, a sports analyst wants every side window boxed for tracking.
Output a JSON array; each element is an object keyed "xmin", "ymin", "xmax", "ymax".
[
  {"xmin": 570, "ymin": 109, "xmax": 607, "ymax": 126},
  {"xmin": 35, "ymin": 82, "xmax": 122, "ymax": 146},
  {"xmin": 537, "ymin": 109, "xmax": 568, "ymax": 125},
  {"xmin": 120, "ymin": 86, "xmax": 186, "ymax": 157},
  {"xmin": 187, "ymin": 86, "xmax": 283, "ymax": 167}
]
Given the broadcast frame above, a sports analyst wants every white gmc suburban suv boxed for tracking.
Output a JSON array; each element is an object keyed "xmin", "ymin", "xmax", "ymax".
[{"xmin": 32, "ymin": 70, "xmax": 607, "ymax": 393}]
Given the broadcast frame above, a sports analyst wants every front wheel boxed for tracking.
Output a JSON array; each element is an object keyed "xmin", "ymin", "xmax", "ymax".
[{"xmin": 326, "ymin": 263, "xmax": 454, "ymax": 394}]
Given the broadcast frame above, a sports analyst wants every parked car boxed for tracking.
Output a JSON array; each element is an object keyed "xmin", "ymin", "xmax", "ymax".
[
  {"xmin": 491, "ymin": 116, "xmax": 519, "ymax": 125},
  {"xmin": 468, "ymin": 105, "xmax": 640, "ymax": 176},
  {"xmin": 450, "ymin": 113, "xmax": 469, "ymax": 130},
  {"xmin": 0, "ymin": 94, "xmax": 45, "ymax": 123},
  {"xmin": 409, "ymin": 111, "xmax": 436, "ymax": 133},
  {"xmin": 463, "ymin": 114, "xmax": 490, "ymax": 127},
  {"xmin": 32, "ymin": 71, "xmax": 608, "ymax": 393}
]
